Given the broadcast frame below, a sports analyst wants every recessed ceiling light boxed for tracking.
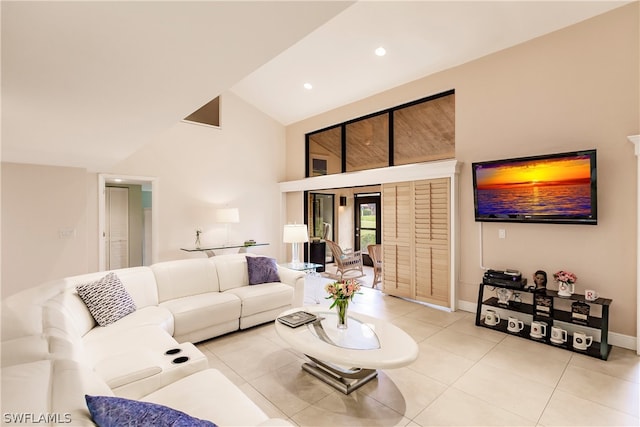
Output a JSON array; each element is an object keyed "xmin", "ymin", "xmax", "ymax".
[
  {"xmin": 375, "ymin": 46, "xmax": 386, "ymax": 57},
  {"xmin": 303, "ymin": 83, "xmax": 313, "ymax": 90}
]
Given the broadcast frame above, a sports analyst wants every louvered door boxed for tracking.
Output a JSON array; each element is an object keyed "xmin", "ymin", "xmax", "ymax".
[
  {"xmin": 382, "ymin": 178, "xmax": 451, "ymax": 308},
  {"xmin": 382, "ymin": 182, "xmax": 412, "ymax": 297},
  {"xmin": 414, "ymin": 178, "xmax": 450, "ymax": 306}
]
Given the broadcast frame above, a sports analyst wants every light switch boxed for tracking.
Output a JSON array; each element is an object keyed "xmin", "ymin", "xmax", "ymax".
[
  {"xmin": 498, "ymin": 229, "xmax": 506, "ymax": 239},
  {"xmin": 59, "ymin": 227, "xmax": 76, "ymax": 239}
]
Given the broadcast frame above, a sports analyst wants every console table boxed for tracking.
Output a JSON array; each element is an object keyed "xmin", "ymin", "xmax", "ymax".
[
  {"xmin": 181, "ymin": 243, "xmax": 269, "ymax": 258},
  {"xmin": 475, "ymin": 282, "xmax": 612, "ymax": 360}
]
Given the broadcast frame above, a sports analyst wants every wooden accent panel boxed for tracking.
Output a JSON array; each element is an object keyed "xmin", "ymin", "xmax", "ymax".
[
  {"xmin": 346, "ymin": 113, "xmax": 389, "ymax": 172},
  {"xmin": 394, "ymin": 94, "xmax": 455, "ymax": 165},
  {"xmin": 306, "ymin": 92, "xmax": 455, "ymax": 176}
]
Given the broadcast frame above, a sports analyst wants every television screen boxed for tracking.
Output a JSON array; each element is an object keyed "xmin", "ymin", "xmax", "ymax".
[{"xmin": 472, "ymin": 150, "xmax": 597, "ymax": 225}]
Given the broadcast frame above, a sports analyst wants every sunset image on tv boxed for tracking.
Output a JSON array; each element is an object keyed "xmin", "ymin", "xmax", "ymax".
[{"xmin": 474, "ymin": 155, "xmax": 593, "ymax": 217}]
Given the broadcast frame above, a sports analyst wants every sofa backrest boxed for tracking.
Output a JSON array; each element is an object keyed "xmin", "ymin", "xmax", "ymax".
[
  {"xmin": 59, "ymin": 267, "xmax": 159, "ymax": 309},
  {"xmin": 1, "ymin": 280, "xmax": 66, "ymax": 340},
  {"xmin": 1, "ymin": 359, "xmax": 114, "ymax": 426},
  {"xmin": 152, "ymin": 258, "xmax": 220, "ymax": 303},
  {"xmin": 37, "ymin": 267, "xmax": 159, "ymax": 338},
  {"xmin": 210, "ymin": 254, "xmax": 250, "ymax": 291}
]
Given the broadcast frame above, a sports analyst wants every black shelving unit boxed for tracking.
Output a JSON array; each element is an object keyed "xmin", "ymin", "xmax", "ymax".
[{"xmin": 475, "ymin": 282, "xmax": 612, "ymax": 360}]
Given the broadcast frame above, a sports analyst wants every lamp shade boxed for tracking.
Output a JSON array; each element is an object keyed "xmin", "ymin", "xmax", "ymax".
[
  {"xmin": 215, "ymin": 208, "xmax": 239, "ymax": 223},
  {"xmin": 283, "ymin": 224, "xmax": 309, "ymax": 243}
]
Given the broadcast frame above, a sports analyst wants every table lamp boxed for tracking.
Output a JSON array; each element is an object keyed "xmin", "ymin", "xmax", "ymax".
[
  {"xmin": 216, "ymin": 208, "xmax": 239, "ymax": 246},
  {"xmin": 283, "ymin": 224, "xmax": 308, "ymax": 266}
]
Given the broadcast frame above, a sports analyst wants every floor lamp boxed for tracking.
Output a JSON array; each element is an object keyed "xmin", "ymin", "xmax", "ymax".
[{"xmin": 283, "ymin": 224, "xmax": 309, "ymax": 266}]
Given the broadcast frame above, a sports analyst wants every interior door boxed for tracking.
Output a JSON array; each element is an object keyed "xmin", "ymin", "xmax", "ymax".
[
  {"xmin": 106, "ymin": 186, "xmax": 129, "ymax": 269},
  {"xmin": 354, "ymin": 193, "xmax": 381, "ymax": 253}
]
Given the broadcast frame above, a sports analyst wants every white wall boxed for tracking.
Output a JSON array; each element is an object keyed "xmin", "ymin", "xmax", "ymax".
[{"xmin": 109, "ymin": 91, "xmax": 287, "ymax": 262}]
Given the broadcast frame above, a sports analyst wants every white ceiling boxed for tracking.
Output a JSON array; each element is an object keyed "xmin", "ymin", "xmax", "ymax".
[{"xmin": 1, "ymin": 1, "xmax": 630, "ymax": 172}]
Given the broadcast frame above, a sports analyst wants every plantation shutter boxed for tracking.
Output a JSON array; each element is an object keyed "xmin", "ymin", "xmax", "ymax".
[
  {"xmin": 382, "ymin": 182, "xmax": 412, "ymax": 297},
  {"xmin": 382, "ymin": 178, "xmax": 451, "ymax": 308},
  {"xmin": 414, "ymin": 178, "xmax": 450, "ymax": 306}
]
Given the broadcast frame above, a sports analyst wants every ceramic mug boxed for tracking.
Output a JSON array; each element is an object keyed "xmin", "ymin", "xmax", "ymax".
[
  {"xmin": 550, "ymin": 326, "xmax": 568, "ymax": 344},
  {"xmin": 507, "ymin": 316, "xmax": 524, "ymax": 333},
  {"xmin": 585, "ymin": 289, "xmax": 599, "ymax": 302},
  {"xmin": 484, "ymin": 310, "xmax": 500, "ymax": 326},
  {"xmin": 573, "ymin": 332, "xmax": 593, "ymax": 350},
  {"xmin": 530, "ymin": 321, "xmax": 547, "ymax": 339}
]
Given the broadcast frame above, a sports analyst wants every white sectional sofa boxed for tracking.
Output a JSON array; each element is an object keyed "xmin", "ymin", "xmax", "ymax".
[{"xmin": 1, "ymin": 253, "xmax": 304, "ymax": 426}]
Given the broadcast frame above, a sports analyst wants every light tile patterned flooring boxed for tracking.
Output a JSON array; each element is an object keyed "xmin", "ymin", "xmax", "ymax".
[{"xmin": 196, "ymin": 266, "xmax": 639, "ymax": 426}]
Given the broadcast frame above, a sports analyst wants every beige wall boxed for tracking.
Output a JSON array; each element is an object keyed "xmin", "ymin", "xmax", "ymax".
[
  {"xmin": 1, "ymin": 92, "xmax": 287, "ymax": 296},
  {"xmin": 1, "ymin": 163, "xmax": 90, "ymax": 297},
  {"xmin": 285, "ymin": 4, "xmax": 639, "ymax": 336}
]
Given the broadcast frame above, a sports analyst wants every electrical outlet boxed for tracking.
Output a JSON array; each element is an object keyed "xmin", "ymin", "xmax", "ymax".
[{"xmin": 498, "ymin": 229, "xmax": 506, "ymax": 239}]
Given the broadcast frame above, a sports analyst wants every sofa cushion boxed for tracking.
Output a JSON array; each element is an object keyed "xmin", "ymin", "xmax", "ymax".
[
  {"xmin": 159, "ymin": 292, "xmax": 241, "ymax": 339},
  {"xmin": 247, "ymin": 256, "xmax": 281, "ymax": 285},
  {"xmin": 141, "ymin": 369, "xmax": 270, "ymax": 427},
  {"xmin": 83, "ymin": 325, "xmax": 177, "ymax": 367},
  {"xmin": 85, "ymin": 395, "xmax": 217, "ymax": 427},
  {"xmin": 225, "ymin": 283, "xmax": 293, "ymax": 317},
  {"xmin": 76, "ymin": 273, "xmax": 137, "ymax": 326}
]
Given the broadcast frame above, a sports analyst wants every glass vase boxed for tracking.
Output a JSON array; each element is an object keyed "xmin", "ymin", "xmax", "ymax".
[{"xmin": 335, "ymin": 299, "xmax": 349, "ymax": 329}]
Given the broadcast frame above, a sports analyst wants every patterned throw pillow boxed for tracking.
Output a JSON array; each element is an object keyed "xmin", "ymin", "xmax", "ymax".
[
  {"xmin": 246, "ymin": 256, "xmax": 281, "ymax": 285},
  {"xmin": 85, "ymin": 395, "xmax": 217, "ymax": 427},
  {"xmin": 76, "ymin": 272, "xmax": 137, "ymax": 326}
]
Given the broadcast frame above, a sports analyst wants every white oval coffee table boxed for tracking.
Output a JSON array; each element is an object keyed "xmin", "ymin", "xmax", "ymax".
[{"xmin": 275, "ymin": 306, "xmax": 418, "ymax": 394}]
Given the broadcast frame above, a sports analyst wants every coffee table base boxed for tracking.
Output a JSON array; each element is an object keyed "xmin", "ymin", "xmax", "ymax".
[{"xmin": 302, "ymin": 355, "xmax": 378, "ymax": 394}]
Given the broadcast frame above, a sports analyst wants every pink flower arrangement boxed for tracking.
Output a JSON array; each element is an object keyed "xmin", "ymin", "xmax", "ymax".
[
  {"xmin": 553, "ymin": 270, "xmax": 577, "ymax": 285},
  {"xmin": 325, "ymin": 279, "xmax": 361, "ymax": 309}
]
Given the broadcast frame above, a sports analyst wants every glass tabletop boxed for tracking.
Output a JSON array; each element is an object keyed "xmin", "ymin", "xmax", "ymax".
[
  {"xmin": 306, "ymin": 311, "xmax": 380, "ymax": 350},
  {"xmin": 279, "ymin": 262, "xmax": 323, "ymax": 271}
]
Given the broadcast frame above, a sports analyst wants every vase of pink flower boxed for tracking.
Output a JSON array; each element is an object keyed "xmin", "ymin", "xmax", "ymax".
[
  {"xmin": 554, "ymin": 270, "xmax": 577, "ymax": 297},
  {"xmin": 325, "ymin": 279, "xmax": 361, "ymax": 329}
]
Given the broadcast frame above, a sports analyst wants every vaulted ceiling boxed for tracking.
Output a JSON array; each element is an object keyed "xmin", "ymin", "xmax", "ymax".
[{"xmin": 1, "ymin": 1, "xmax": 630, "ymax": 171}]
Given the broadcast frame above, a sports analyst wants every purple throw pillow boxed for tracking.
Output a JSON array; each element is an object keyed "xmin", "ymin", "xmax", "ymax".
[
  {"xmin": 85, "ymin": 395, "xmax": 217, "ymax": 427},
  {"xmin": 246, "ymin": 256, "xmax": 281, "ymax": 285}
]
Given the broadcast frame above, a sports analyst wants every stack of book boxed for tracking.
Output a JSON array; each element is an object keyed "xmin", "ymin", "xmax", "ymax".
[{"xmin": 277, "ymin": 311, "xmax": 317, "ymax": 328}]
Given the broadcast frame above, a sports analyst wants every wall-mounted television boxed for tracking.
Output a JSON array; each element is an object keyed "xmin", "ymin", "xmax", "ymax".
[{"xmin": 472, "ymin": 149, "xmax": 597, "ymax": 225}]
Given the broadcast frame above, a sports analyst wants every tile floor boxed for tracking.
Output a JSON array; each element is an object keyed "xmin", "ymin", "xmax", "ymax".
[{"xmin": 196, "ymin": 267, "xmax": 639, "ymax": 426}]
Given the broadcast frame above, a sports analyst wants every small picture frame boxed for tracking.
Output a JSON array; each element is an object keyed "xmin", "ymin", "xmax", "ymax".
[
  {"xmin": 534, "ymin": 292, "xmax": 553, "ymax": 318},
  {"xmin": 571, "ymin": 301, "xmax": 590, "ymax": 325},
  {"xmin": 312, "ymin": 158, "xmax": 327, "ymax": 176}
]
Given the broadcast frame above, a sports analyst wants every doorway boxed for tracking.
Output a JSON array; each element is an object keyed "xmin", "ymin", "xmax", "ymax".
[
  {"xmin": 99, "ymin": 174, "xmax": 158, "ymax": 272},
  {"xmin": 105, "ymin": 186, "xmax": 130, "ymax": 269},
  {"xmin": 354, "ymin": 193, "xmax": 381, "ymax": 253}
]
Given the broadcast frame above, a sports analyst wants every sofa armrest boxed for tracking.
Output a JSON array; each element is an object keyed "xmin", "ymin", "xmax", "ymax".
[{"xmin": 276, "ymin": 266, "xmax": 305, "ymax": 308}]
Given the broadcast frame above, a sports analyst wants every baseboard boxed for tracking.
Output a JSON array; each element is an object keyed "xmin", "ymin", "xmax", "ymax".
[
  {"xmin": 609, "ymin": 332, "xmax": 637, "ymax": 351},
  {"xmin": 457, "ymin": 299, "xmax": 637, "ymax": 352}
]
